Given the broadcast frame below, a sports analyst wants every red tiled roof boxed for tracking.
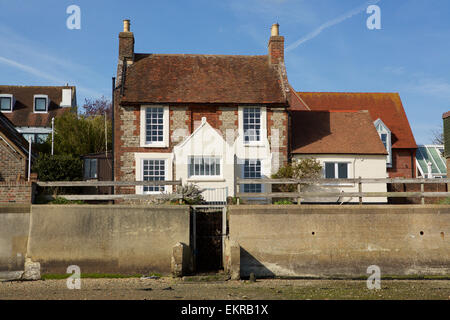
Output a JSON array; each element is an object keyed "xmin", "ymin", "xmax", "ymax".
[
  {"xmin": 291, "ymin": 110, "xmax": 388, "ymax": 155},
  {"xmin": 0, "ymin": 86, "xmax": 74, "ymax": 127},
  {"xmin": 295, "ymin": 92, "xmax": 417, "ymax": 149},
  {"xmin": 120, "ymin": 54, "xmax": 286, "ymax": 104}
]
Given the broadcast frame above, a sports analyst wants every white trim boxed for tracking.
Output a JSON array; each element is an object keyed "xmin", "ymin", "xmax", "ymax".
[
  {"xmin": 33, "ymin": 94, "xmax": 49, "ymax": 113},
  {"xmin": 0, "ymin": 94, "xmax": 14, "ymax": 113},
  {"xmin": 238, "ymin": 106, "xmax": 267, "ymax": 147},
  {"xmin": 134, "ymin": 152, "xmax": 173, "ymax": 194},
  {"xmin": 373, "ymin": 118, "xmax": 392, "ymax": 167},
  {"xmin": 16, "ymin": 127, "xmax": 52, "ymax": 134},
  {"xmin": 140, "ymin": 105, "xmax": 169, "ymax": 148}
]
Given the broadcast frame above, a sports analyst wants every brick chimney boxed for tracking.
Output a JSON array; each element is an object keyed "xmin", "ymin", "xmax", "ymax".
[
  {"xmin": 268, "ymin": 23, "xmax": 284, "ymax": 65},
  {"xmin": 119, "ymin": 19, "xmax": 134, "ymax": 62}
]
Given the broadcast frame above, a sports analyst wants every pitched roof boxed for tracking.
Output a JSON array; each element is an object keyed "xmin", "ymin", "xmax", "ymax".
[
  {"xmin": 0, "ymin": 85, "xmax": 75, "ymax": 127},
  {"xmin": 120, "ymin": 54, "xmax": 286, "ymax": 104},
  {"xmin": 291, "ymin": 110, "xmax": 388, "ymax": 155},
  {"xmin": 294, "ymin": 92, "xmax": 417, "ymax": 149},
  {"xmin": 0, "ymin": 112, "xmax": 29, "ymax": 157}
]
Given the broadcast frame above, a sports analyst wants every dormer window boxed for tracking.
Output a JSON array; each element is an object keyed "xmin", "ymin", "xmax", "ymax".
[
  {"xmin": 34, "ymin": 95, "xmax": 49, "ymax": 113},
  {"xmin": 0, "ymin": 94, "xmax": 13, "ymax": 112},
  {"xmin": 374, "ymin": 118, "xmax": 392, "ymax": 168}
]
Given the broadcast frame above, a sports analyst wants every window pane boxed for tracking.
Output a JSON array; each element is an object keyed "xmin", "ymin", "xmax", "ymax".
[
  {"xmin": 145, "ymin": 107, "xmax": 164, "ymax": 143},
  {"xmin": 23, "ymin": 134, "xmax": 35, "ymax": 143},
  {"xmin": 338, "ymin": 163, "xmax": 348, "ymax": 179},
  {"xmin": 36, "ymin": 134, "xmax": 48, "ymax": 144},
  {"xmin": 35, "ymin": 98, "xmax": 47, "ymax": 111},
  {"xmin": 0, "ymin": 97, "xmax": 11, "ymax": 111},
  {"xmin": 84, "ymin": 159, "xmax": 91, "ymax": 179},
  {"xmin": 143, "ymin": 159, "xmax": 165, "ymax": 192},
  {"xmin": 188, "ymin": 157, "xmax": 221, "ymax": 177},
  {"xmin": 243, "ymin": 108, "xmax": 261, "ymax": 143},
  {"xmin": 90, "ymin": 159, "xmax": 98, "ymax": 178},
  {"xmin": 325, "ymin": 163, "xmax": 335, "ymax": 179},
  {"xmin": 243, "ymin": 160, "xmax": 262, "ymax": 193},
  {"xmin": 381, "ymin": 133, "xmax": 387, "ymax": 149}
]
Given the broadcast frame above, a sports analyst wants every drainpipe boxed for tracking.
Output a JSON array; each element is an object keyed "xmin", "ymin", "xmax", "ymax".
[{"xmin": 112, "ymin": 77, "xmax": 115, "ymax": 193}]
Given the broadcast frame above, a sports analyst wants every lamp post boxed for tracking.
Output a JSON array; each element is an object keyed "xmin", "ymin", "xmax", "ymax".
[{"xmin": 51, "ymin": 117, "xmax": 55, "ymax": 156}]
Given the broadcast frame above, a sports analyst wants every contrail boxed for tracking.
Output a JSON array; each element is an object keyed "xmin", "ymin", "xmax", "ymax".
[{"xmin": 286, "ymin": 0, "xmax": 381, "ymax": 52}]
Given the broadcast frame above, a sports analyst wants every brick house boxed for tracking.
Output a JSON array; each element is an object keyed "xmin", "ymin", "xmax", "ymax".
[
  {"xmin": 113, "ymin": 21, "xmax": 292, "ymax": 201},
  {"xmin": 0, "ymin": 112, "xmax": 30, "ymax": 182},
  {"xmin": 0, "ymin": 85, "xmax": 76, "ymax": 143},
  {"xmin": 291, "ymin": 92, "xmax": 418, "ymax": 178}
]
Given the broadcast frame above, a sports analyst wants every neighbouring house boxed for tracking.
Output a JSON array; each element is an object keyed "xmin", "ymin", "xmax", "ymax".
[
  {"xmin": 113, "ymin": 20, "xmax": 292, "ymax": 202},
  {"xmin": 0, "ymin": 85, "xmax": 76, "ymax": 143},
  {"xmin": 292, "ymin": 92, "xmax": 418, "ymax": 178},
  {"xmin": 81, "ymin": 151, "xmax": 113, "ymax": 195},
  {"xmin": 416, "ymin": 145, "xmax": 446, "ymax": 178},
  {"xmin": 0, "ymin": 112, "xmax": 31, "ymax": 181},
  {"xmin": 291, "ymin": 110, "xmax": 388, "ymax": 203}
]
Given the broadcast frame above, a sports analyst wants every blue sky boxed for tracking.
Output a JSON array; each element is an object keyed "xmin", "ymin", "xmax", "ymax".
[{"xmin": 0, "ymin": 0, "xmax": 449, "ymax": 144}]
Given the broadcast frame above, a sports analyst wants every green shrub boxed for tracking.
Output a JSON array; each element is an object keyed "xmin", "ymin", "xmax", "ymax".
[
  {"xmin": 176, "ymin": 184, "xmax": 205, "ymax": 205},
  {"xmin": 274, "ymin": 199, "xmax": 294, "ymax": 205},
  {"xmin": 272, "ymin": 158, "xmax": 323, "ymax": 192}
]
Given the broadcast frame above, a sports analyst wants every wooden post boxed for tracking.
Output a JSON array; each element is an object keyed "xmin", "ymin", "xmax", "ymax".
[
  {"xmin": 297, "ymin": 183, "xmax": 302, "ymax": 205},
  {"xmin": 236, "ymin": 182, "xmax": 240, "ymax": 205},
  {"xmin": 421, "ymin": 183, "xmax": 425, "ymax": 205},
  {"xmin": 358, "ymin": 177, "xmax": 362, "ymax": 205}
]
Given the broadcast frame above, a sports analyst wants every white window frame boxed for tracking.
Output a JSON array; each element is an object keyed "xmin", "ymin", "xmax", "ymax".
[
  {"xmin": 33, "ymin": 95, "xmax": 49, "ymax": 113},
  {"xmin": 0, "ymin": 94, "xmax": 14, "ymax": 113},
  {"xmin": 135, "ymin": 153, "xmax": 173, "ymax": 194},
  {"xmin": 323, "ymin": 162, "xmax": 351, "ymax": 179},
  {"xmin": 374, "ymin": 118, "xmax": 392, "ymax": 168},
  {"xmin": 241, "ymin": 159, "xmax": 264, "ymax": 193},
  {"xmin": 187, "ymin": 156, "xmax": 223, "ymax": 180},
  {"xmin": 140, "ymin": 105, "xmax": 169, "ymax": 148},
  {"xmin": 238, "ymin": 106, "xmax": 267, "ymax": 146}
]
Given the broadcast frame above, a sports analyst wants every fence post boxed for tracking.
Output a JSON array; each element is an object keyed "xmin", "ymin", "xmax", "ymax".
[
  {"xmin": 297, "ymin": 183, "xmax": 302, "ymax": 205},
  {"xmin": 358, "ymin": 177, "xmax": 362, "ymax": 205},
  {"xmin": 236, "ymin": 181, "xmax": 240, "ymax": 205},
  {"xmin": 421, "ymin": 183, "xmax": 425, "ymax": 205}
]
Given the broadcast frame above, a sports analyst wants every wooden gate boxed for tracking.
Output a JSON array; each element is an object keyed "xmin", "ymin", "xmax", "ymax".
[{"xmin": 191, "ymin": 206, "xmax": 226, "ymax": 272}]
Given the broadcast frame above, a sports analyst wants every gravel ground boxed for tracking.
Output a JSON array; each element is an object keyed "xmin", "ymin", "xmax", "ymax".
[{"xmin": 1, "ymin": 278, "xmax": 450, "ymax": 300}]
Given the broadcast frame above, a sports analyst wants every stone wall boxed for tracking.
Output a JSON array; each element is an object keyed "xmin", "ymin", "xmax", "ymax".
[
  {"xmin": 0, "ymin": 205, "xmax": 30, "ymax": 271},
  {"xmin": 229, "ymin": 205, "xmax": 450, "ymax": 278},
  {"xmin": 27, "ymin": 205, "xmax": 191, "ymax": 275}
]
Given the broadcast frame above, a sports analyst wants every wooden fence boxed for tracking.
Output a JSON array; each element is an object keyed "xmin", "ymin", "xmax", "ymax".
[
  {"xmin": 236, "ymin": 178, "xmax": 450, "ymax": 205},
  {"xmin": 36, "ymin": 180, "xmax": 183, "ymax": 201}
]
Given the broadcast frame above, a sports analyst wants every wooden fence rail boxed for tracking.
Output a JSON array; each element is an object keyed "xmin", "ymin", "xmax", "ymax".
[
  {"xmin": 236, "ymin": 178, "xmax": 450, "ymax": 205},
  {"xmin": 35, "ymin": 180, "xmax": 183, "ymax": 201}
]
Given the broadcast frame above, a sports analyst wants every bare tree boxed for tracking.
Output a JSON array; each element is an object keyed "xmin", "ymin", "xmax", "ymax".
[
  {"xmin": 81, "ymin": 96, "xmax": 112, "ymax": 119},
  {"xmin": 431, "ymin": 124, "xmax": 444, "ymax": 145}
]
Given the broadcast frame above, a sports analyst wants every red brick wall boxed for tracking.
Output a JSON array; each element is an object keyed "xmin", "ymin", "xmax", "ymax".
[
  {"xmin": 0, "ymin": 138, "xmax": 27, "ymax": 182},
  {"xmin": 389, "ymin": 183, "xmax": 447, "ymax": 204},
  {"xmin": 388, "ymin": 148, "xmax": 416, "ymax": 178},
  {"xmin": 0, "ymin": 181, "xmax": 33, "ymax": 204}
]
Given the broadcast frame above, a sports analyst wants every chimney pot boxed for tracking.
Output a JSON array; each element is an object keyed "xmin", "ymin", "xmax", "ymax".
[
  {"xmin": 271, "ymin": 23, "xmax": 279, "ymax": 37},
  {"xmin": 123, "ymin": 19, "xmax": 130, "ymax": 32}
]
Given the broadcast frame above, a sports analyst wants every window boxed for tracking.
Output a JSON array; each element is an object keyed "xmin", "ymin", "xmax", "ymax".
[
  {"xmin": 21, "ymin": 133, "xmax": 48, "ymax": 144},
  {"xmin": 243, "ymin": 108, "xmax": 261, "ymax": 143},
  {"xmin": 188, "ymin": 156, "xmax": 221, "ymax": 178},
  {"xmin": 145, "ymin": 107, "xmax": 164, "ymax": 143},
  {"xmin": 324, "ymin": 162, "xmax": 349, "ymax": 179},
  {"xmin": 0, "ymin": 94, "xmax": 13, "ymax": 112},
  {"xmin": 143, "ymin": 159, "xmax": 166, "ymax": 193},
  {"xmin": 84, "ymin": 159, "xmax": 98, "ymax": 179},
  {"xmin": 33, "ymin": 95, "xmax": 48, "ymax": 113},
  {"xmin": 0, "ymin": 96, "xmax": 12, "ymax": 112},
  {"xmin": 140, "ymin": 106, "xmax": 169, "ymax": 147},
  {"xmin": 374, "ymin": 118, "xmax": 392, "ymax": 167},
  {"xmin": 243, "ymin": 159, "xmax": 262, "ymax": 193}
]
